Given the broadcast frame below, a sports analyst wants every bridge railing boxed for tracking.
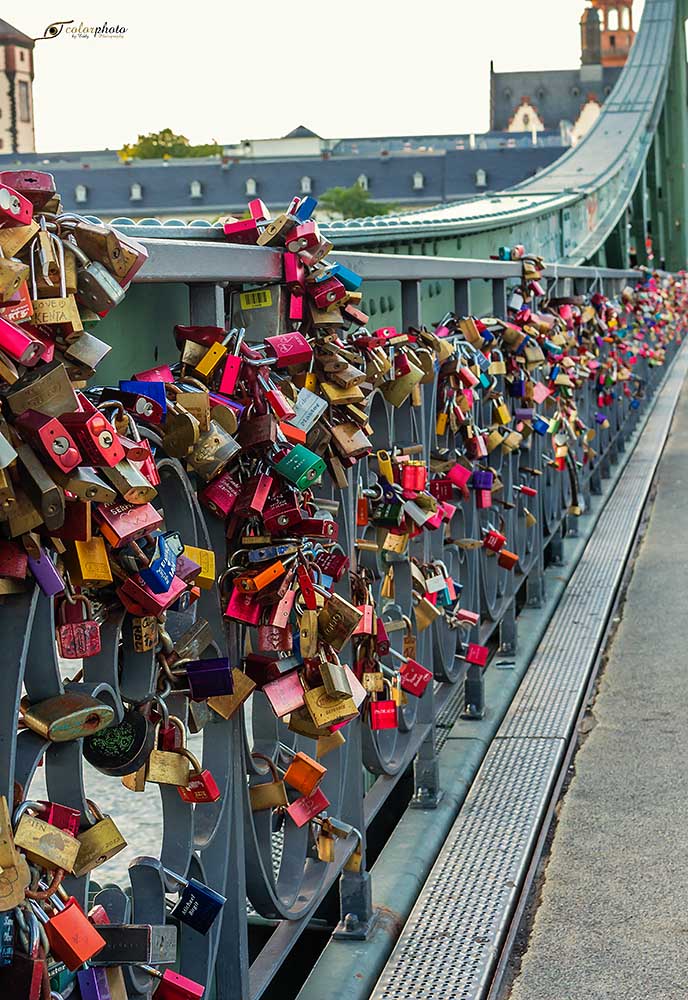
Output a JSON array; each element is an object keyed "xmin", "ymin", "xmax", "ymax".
[{"xmin": 9, "ymin": 241, "xmax": 680, "ymax": 1000}]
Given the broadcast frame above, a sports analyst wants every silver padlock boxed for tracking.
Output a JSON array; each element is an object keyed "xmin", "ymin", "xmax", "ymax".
[{"xmin": 63, "ymin": 239, "xmax": 125, "ymax": 312}]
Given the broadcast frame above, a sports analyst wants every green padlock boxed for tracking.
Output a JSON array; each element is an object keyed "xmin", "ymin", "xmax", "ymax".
[{"xmin": 273, "ymin": 444, "xmax": 326, "ymax": 491}]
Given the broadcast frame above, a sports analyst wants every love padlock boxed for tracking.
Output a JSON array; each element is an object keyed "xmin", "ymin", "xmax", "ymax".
[{"xmin": 56, "ymin": 594, "xmax": 101, "ymax": 659}]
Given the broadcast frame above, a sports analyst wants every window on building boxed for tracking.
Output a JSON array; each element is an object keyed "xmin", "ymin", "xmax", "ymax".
[
  {"xmin": 130, "ymin": 182, "xmax": 142, "ymax": 201},
  {"xmin": 607, "ymin": 8, "xmax": 619, "ymax": 30},
  {"xmin": 475, "ymin": 169, "xmax": 487, "ymax": 188},
  {"xmin": 357, "ymin": 174, "xmax": 368, "ymax": 191},
  {"xmin": 620, "ymin": 6, "xmax": 631, "ymax": 29},
  {"xmin": 246, "ymin": 178, "xmax": 257, "ymax": 196},
  {"xmin": 190, "ymin": 180, "xmax": 203, "ymax": 198},
  {"xmin": 0, "ymin": 140, "xmax": 3, "ymax": 150},
  {"xmin": 413, "ymin": 171, "xmax": 424, "ymax": 190},
  {"xmin": 609, "ymin": 35, "xmax": 616, "ymax": 48},
  {"xmin": 18, "ymin": 81, "xmax": 30, "ymax": 122},
  {"xmin": 75, "ymin": 184, "xmax": 88, "ymax": 204},
  {"xmin": 504, "ymin": 88, "xmax": 512, "ymax": 100},
  {"xmin": 572, "ymin": 86, "xmax": 581, "ymax": 98},
  {"xmin": 523, "ymin": 113, "xmax": 531, "ymax": 127},
  {"xmin": 300, "ymin": 176, "xmax": 312, "ymax": 194},
  {"xmin": 19, "ymin": 50, "xmax": 25, "ymax": 62}
]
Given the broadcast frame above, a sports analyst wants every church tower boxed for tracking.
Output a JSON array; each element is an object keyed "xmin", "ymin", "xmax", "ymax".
[
  {"xmin": 0, "ymin": 20, "xmax": 35, "ymax": 154},
  {"xmin": 591, "ymin": 1, "xmax": 635, "ymax": 67}
]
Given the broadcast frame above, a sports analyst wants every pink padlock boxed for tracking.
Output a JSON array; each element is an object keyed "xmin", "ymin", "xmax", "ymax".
[
  {"xmin": 0, "ymin": 315, "xmax": 44, "ymax": 365},
  {"xmin": 448, "ymin": 464, "xmax": 472, "ymax": 490},
  {"xmin": 263, "ymin": 670, "xmax": 306, "ymax": 718},
  {"xmin": 132, "ymin": 364, "xmax": 174, "ymax": 382},
  {"xmin": 265, "ymin": 332, "xmax": 313, "ymax": 367},
  {"xmin": 224, "ymin": 587, "xmax": 261, "ymax": 626},
  {"xmin": 200, "ymin": 471, "xmax": 240, "ymax": 518}
]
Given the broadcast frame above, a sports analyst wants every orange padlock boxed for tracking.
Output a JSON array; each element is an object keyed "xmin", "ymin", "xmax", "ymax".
[
  {"xmin": 497, "ymin": 549, "xmax": 519, "ymax": 571},
  {"xmin": 281, "ymin": 744, "xmax": 327, "ymax": 797}
]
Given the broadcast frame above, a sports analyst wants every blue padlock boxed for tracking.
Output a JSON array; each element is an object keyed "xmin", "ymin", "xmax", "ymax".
[
  {"xmin": 330, "ymin": 263, "xmax": 363, "ymax": 292},
  {"xmin": 166, "ymin": 869, "xmax": 226, "ymax": 936},
  {"xmin": 532, "ymin": 415, "xmax": 550, "ymax": 435},
  {"xmin": 293, "ymin": 196, "xmax": 317, "ymax": 222},
  {"xmin": 0, "ymin": 912, "xmax": 13, "ymax": 967},
  {"xmin": 139, "ymin": 531, "xmax": 177, "ymax": 594}
]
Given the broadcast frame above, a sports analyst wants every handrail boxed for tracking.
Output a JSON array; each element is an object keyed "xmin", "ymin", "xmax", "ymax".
[{"xmin": 131, "ymin": 239, "xmax": 640, "ymax": 284}]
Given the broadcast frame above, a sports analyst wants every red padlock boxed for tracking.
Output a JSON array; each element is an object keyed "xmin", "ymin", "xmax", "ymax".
[
  {"xmin": 286, "ymin": 786, "xmax": 330, "ymax": 827},
  {"xmin": 399, "ymin": 659, "xmax": 433, "ymax": 697},
  {"xmin": 475, "ymin": 489, "xmax": 493, "ymax": 509},
  {"xmin": 15, "ymin": 410, "xmax": 82, "ymax": 473},
  {"xmin": 56, "ymin": 596, "xmax": 102, "ymax": 659},
  {"xmin": 466, "ymin": 643, "xmax": 489, "ymax": 667},
  {"xmin": 483, "ymin": 529, "xmax": 507, "ymax": 553},
  {"xmin": 178, "ymin": 750, "xmax": 221, "ymax": 804},
  {"xmin": 369, "ymin": 696, "xmax": 397, "ymax": 731}
]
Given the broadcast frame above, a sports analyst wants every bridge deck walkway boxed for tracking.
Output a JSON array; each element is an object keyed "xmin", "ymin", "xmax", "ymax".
[{"xmin": 506, "ymin": 377, "xmax": 688, "ymax": 1000}]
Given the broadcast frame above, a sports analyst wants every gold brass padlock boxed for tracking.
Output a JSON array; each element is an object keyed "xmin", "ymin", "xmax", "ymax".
[
  {"xmin": 316, "ymin": 730, "xmax": 346, "ymax": 759},
  {"xmin": 0, "ymin": 256, "xmax": 29, "ymax": 302},
  {"xmin": 185, "ymin": 420, "xmax": 240, "ymax": 481},
  {"xmin": 146, "ymin": 716, "xmax": 191, "ymax": 787},
  {"xmin": 0, "ymin": 795, "xmax": 18, "ymax": 868},
  {"xmin": 316, "ymin": 829, "xmax": 336, "ymax": 863},
  {"xmin": 13, "ymin": 802, "xmax": 80, "ymax": 871},
  {"xmin": 317, "ymin": 593, "xmax": 363, "ymax": 651},
  {"xmin": 73, "ymin": 799, "xmax": 127, "ymax": 877},
  {"xmin": 21, "ymin": 693, "xmax": 114, "ymax": 742},
  {"xmin": 298, "ymin": 609, "xmax": 319, "ymax": 660},
  {"xmin": 64, "ymin": 536, "xmax": 113, "ymax": 588},
  {"xmin": 208, "ymin": 668, "xmax": 256, "ymax": 720},
  {"xmin": 303, "ymin": 684, "xmax": 358, "ymax": 730},
  {"xmin": 249, "ymin": 753, "xmax": 288, "ymax": 812}
]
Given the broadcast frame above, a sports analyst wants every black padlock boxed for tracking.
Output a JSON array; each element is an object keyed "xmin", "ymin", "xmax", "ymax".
[{"xmin": 82, "ymin": 706, "xmax": 155, "ymax": 777}]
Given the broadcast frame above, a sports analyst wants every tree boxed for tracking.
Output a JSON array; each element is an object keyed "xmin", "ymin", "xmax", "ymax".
[
  {"xmin": 319, "ymin": 185, "xmax": 397, "ymax": 219},
  {"xmin": 120, "ymin": 129, "xmax": 221, "ymax": 160}
]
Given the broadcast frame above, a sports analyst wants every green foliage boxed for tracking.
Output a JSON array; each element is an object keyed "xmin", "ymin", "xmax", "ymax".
[
  {"xmin": 319, "ymin": 184, "xmax": 397, "ymax": 219},
  {"xmin": 120, "ymin": 128, "xmax": 221, "ymax": 160}
]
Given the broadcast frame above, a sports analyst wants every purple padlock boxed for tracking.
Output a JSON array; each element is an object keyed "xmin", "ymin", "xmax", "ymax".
[
  {"xmin": 28, "ymin": 546, "xmax": 66, "ymax": 597},
  {"xmin": 471, "ymin": 469, "xmax": 494, "ymax": 491},
  {"xmin": 77, "ymin": 968, "xmax": 111, "ymax": 1000},
  {"xmin": 514, "ymin": 408, "xmax": 535, "ymax": 421},
  {"xmin": 595, "ymin": 412, "xmax": 607, "ymax": 425},
  {"xmin": 509, "ymin": 378, "xmax": 526, "ymax": 398},
  {"xmin": 186, "ymin": 657, "xmax": 235, "ymax": 700}
]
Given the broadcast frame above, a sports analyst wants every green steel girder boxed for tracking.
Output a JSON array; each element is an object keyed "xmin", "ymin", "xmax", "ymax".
[{"xmin": 324, "ymin": 0, "xmax": 685, "ymax": 271}]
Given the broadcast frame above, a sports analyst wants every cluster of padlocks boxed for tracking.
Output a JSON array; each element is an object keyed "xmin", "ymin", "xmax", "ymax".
[{"xmin": 0, "ymin": 175, "xmax": 685, "ymax": 998}]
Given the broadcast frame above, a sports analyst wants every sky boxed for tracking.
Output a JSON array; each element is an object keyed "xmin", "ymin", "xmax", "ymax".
[{"xmin": 3, "ymin": 0, "xmax": 644, "ymax": 152}]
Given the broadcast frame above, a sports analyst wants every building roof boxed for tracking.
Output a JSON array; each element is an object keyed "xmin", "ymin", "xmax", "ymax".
[
  {"xmin": 491, "ymin": 66, "xmax": 623, "ymax": 130},
  {"xmin": 283, "ymin": 125, "xmax": 321, "ymax": 139},
  {"xmin": 6, "ymin": 146, "xmax": 562, "ymax": 218},
  {"xmin": 0, "ymin": 18, "xmax": 34, "ymax": 46}
]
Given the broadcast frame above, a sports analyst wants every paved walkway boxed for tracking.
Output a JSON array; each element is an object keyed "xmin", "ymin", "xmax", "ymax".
[{"xmin": 508, "ymin": 377, "xmax": 688, "ymax": 1000}]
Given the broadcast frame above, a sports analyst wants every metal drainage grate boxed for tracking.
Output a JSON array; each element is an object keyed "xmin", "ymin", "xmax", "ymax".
[{"xmin": 373, "ymin": 739, "xmax": 564, "ymax": 1000}]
